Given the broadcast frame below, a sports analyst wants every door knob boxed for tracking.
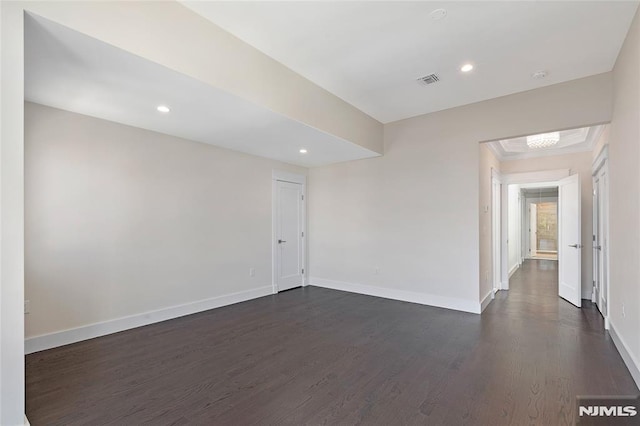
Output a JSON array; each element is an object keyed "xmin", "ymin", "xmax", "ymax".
[
  {"xmin": 569, "ymin": 244, "xmax": 582, "ymax": 249},
  {"xmin": 278, "ymin": 239, "xmax": 287, "ymax": 244},
  {"xmin": 595, "ymin": 245, "xmax": 602, "ymax": 250}
]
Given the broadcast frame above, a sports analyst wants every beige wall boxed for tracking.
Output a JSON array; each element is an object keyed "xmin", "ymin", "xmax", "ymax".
[
  {"xmin": 609, "ymin": 8, "xmax": 640, "ymax": 380},
  {"xmin": 500, "ymin": 151, "xmax": 594, "ymax": 298},
  {"xmin": 25, "ymin": 102, "xmax": 305, "ymax": 338},
  {"xmin": 479, "ymin": 144, "xmax": 500, "ymax": 302},
  {"xmin": 309, "ymin": 73, "xmax": 612, "ymax": 313}
]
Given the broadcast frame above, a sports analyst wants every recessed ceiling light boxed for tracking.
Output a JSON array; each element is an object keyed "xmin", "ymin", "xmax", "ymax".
[
  {"xmin": 460, "ymin": 63, "xmax": 474, "ymax": 73},
  {"xmin": 156, "ymin": 105, "xmax": 170, "ymax": 113},
  {"xmin": 430, "ymin": 8, "xmax": 447, "ymax": 21},
  {"xmin": 299, "ymin": 149, "xmax": 308, "ymax": 154},
  {"xmin": 531, "ymin": 70, "xmax": 548, "ymax": 80}
]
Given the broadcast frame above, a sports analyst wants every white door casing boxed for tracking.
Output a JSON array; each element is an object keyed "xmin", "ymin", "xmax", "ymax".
[
  {"xmin": 558, "ymin": 174, "xmax": 582, "ymax": 307},
  {"xmin": 274, "ymin": 180, "xmax": 304, "ymax": 292},
  {"xmin": 492, "ymin": 172, "xmax": 501, "ymax": 292},
  {"xmin": 593, "ymin": 175, "xmax": 600, "ymax": 305},
  {"xmin": 530, "ymin": 203, "xmax": 537, "ymax": 258},
  {"xmin": 593, "ymin": 166, "xmax": 609, "ymax": 317},
  {"xmin": 598, "ymin": 170, "xmax": 608, "ymax": 316}
]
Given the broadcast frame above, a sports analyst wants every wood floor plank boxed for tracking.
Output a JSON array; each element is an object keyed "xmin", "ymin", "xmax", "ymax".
[{"xmin": 26, "ymin": 260, "xmax": 638, "ymax": 425}]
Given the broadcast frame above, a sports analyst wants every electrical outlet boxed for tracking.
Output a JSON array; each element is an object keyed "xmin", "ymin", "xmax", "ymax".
[
  {"xmin": 24, "ymin": 300, "xmax": 30, "ymax": 315},
  {"xmin": 249, "ymin": 268, "xmax": 255, "ymax": 277},
  {"xmin": 374, "ymin": 267, "xmax": 380, "ymax": 275},
  {"xmin": 622, "ymin": 303, "xmax": 626, "ymax": 318}
]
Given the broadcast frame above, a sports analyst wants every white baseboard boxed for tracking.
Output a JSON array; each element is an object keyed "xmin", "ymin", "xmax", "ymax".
[
  {"xmin": 24, "ymin": 415, "xmax": 30, "ymax": 426},
  {"xmin": 508, "ymin": 263, "xmax": 519, "ymax": 278},
  {"xmin": 309, "ymin": 277, "xmax": 480, "ymax": 314},
  {"xmin": 25, "ymin": 285, "xmax": 273, "ymax": 354},
  {"xmin": 480, "ymin": 290, "xmax": 494, "ymax": 313},
  {"xmin": 609, "ymin": 320, "xmax": 640, "ymax": 389}
]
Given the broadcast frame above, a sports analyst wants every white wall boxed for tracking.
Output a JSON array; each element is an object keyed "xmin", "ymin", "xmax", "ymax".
[
  {"xmin": 309, "ymin": 73, "xmax": 613, "ymax": 314},
  {"xmin": 507, "ymin": 185, "xmax": 521, "ymax": 275},
  {"xmin": 609, "ymin": 7, "xmax": 640, "ymax": 385},
  {"xmin": 500, "ymin": 152, "xmax": 594, "ymax": 298},
  {"xmin": 25, "ymin": 102, "xmax": 306, "ymax": 338}
]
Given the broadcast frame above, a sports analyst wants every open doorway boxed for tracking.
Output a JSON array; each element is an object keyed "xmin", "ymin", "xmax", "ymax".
[
  {"xmin": 523, "ymin": 188, "xmax": 558, "ymax": 261},
  {"xmin": 505, "ymin": 184, "xmax": 559, "ymax": 279},
  {"xmin": 496, "ymin": 172, "xmax": 582, "ymax": 307},
  {"xmin": 481, "ymin": 124, "xmax": 608, "ymax": 313}
]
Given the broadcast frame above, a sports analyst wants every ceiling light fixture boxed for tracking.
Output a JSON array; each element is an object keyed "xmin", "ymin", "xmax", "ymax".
[
  {"xmin": 156, "ymin": 105, "xmax": 170, "ymax": 113},
  {"xmin": 460, "ymin": 63, "xmax": 474, "ymax": 73},
  {"xmin": 430, "ymin": 8, "xmax": 447, "ymax": 21},
  {"xmin": 526, "ymin": 132, "xmax": 560, "ymax": 149},
  {"xmin": 531, "ymin": 70, "xmax": 548, "ymax": 80},
  {"xmin": 299, "ymin": 149, "xmax": 308, "ymax": 154}
]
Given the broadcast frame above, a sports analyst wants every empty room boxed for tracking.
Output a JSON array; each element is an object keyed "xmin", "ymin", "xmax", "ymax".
[{"xmin": 1, "ymin": 1, "xmax": 640, "ymax": 425}]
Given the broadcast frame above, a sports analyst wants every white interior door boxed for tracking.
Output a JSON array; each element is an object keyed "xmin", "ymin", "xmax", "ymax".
[
  {"xmin": 529, "ymin": 203, "xmax": 537, "ymax": 258},
  {"xmin": 275, "ymin": 180, "xmax": 304, "ymax": 292},
  {"xmin": 558, "ymin": 174, "xmax": 582, "ymax": 307}
]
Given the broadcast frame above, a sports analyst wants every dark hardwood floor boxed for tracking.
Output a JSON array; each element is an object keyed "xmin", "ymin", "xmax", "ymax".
[{"xmin": 26, "ymin": 260, "xmax": 638, "ymax": 425}]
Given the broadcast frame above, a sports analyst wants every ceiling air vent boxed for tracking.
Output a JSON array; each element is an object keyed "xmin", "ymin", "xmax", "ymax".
[{"xmin": 417, "ymin": 73, "xmax": 440, "ymax": 86}]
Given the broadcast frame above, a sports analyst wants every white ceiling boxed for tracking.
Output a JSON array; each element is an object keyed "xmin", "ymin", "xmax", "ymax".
[
  {"xmin": 486, "ymin": 125, "xmax": 605, "ymax": 161},
  {"xmin": 182, "ymin": 1, "xmax": 638, "ymax": 123},
  {"xmin": 24, "ymin": 14, "xmax": 379, "ymax": 168}
]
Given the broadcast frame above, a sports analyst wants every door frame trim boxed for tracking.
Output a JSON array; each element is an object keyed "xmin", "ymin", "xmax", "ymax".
[
  {"xmin": 272, "ymin": 171, "xmax": 307, "ymax": 294},
  {"xmin": 499, "ymin": 169, "xmax": 570, "ymax": 290},
  {"xmin": 592, "ymin": 145, "xmax": 610, "ymax": 328},
  {"xmin": 592, "ymin": 145, "xmax": 609, "ymax": 175},
  {"xmin": 523, "ymin": 196, "xmax": 558, "ymax": 259},
  {"xmin": 491, "ymin": 168, "xmax": 502, "ymax": 293}
]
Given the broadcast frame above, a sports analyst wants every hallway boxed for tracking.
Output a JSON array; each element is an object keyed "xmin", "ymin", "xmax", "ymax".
[
  {"xmin": 503, "ymin": 259, "xmax": 563, "ymax": 312},
  {"xmin": 481, "ymin": 259, "xmax": 638, "ymax": 423}
]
